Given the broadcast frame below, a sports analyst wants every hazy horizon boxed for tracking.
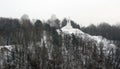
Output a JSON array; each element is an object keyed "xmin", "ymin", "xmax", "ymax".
[{"xmin": 0, "ymin": 0, "xmax": 120, "ymax": 26}]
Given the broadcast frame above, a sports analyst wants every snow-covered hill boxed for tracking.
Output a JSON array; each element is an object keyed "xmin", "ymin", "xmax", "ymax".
[{"xmin": 61, "ymin": 18, "xmax": 116, "ymax": 55}]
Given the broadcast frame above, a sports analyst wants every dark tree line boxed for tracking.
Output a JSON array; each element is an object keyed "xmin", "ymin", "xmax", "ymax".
[{"xmin": 81, "ymin": 23, "xmax": 120, "ymax": 41}]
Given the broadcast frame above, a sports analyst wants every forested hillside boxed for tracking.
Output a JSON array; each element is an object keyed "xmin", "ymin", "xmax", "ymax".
[{"xmin": 0, "ymin": 15, "xmax": 120, "ymax": 69}]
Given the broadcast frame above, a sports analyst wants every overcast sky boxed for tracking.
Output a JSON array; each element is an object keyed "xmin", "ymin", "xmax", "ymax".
[{"xmin": 0, "ymin": 0, "xmax": 120, "ymax": 26}]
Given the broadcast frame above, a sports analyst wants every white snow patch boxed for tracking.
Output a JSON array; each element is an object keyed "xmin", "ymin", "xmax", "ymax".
[{"xmin": 0, "ymin": 45, "xmax": 14, "ymax": 51}]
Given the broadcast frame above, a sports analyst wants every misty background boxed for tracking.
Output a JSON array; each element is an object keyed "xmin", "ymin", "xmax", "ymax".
[{"xmin": 0, "ymin": 0, "xmax": 120, "ymax": 26}]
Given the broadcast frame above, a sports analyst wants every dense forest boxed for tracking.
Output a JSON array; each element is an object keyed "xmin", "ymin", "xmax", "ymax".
[
  {"xmin": 0, "ymin": 15, "xmax": 120, "ymax": 69},
  {"xmin": 81, "ymin": 23, "xmax": 120, "ymax": 47},
  {"xmin": 81, "ymin": 23, "xmax": 120, "ymax": 41}
]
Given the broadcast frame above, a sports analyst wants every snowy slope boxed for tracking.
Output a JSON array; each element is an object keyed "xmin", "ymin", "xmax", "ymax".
[{"xmin": 61, "ymin": 19, "xmax": 116, "ymax": 54}]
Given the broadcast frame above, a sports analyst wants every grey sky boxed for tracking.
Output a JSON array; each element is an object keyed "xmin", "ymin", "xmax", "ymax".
[{"xmin": 0, "ymin": 0, "xmax": 120, "ymax": 26}]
